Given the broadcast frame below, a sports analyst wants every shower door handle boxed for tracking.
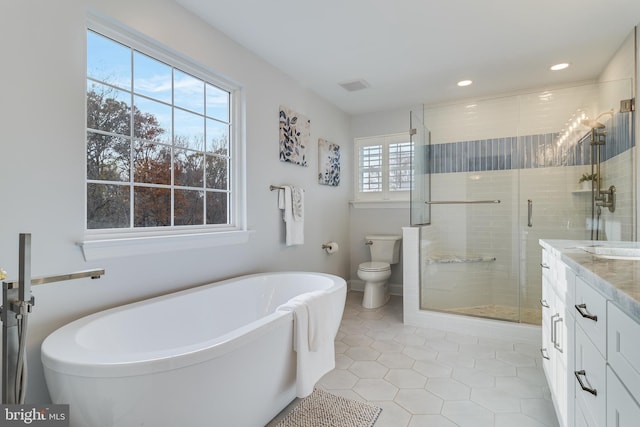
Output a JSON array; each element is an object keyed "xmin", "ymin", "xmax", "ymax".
[{"xmin": 527, "ymin": 199, "xmax": 533, "ymax": 227}]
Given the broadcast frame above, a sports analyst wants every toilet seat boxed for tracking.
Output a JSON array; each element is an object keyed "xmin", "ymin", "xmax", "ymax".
[{"xmin": 358, "ymin": 261, "xmax": 390, "ymax": 272}]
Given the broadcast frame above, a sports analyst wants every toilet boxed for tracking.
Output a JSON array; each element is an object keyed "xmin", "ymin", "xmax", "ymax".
[{"xmin": 357, "ymin": 234, "xmax": 402, "ymax": 309}]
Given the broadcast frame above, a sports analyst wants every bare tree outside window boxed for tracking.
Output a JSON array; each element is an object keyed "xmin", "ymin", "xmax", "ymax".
[{"xmin": 86, "ymin": 30, "xmax": 232, "ymax": 230}]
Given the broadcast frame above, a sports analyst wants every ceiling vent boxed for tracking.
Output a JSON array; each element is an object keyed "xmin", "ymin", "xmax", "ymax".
[{"xmin": 338, "ymin": 79, "xmax": 370, "ymax": 92}]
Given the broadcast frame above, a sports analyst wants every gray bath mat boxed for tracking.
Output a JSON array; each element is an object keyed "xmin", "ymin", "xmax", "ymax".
[{"xmin": 273, "ymin": 388, "xmax": 382, "ymax": 427}]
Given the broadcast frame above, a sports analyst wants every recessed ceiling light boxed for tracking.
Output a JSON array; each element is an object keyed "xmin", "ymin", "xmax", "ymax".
[
  {"xmin": 550, "ymin": 63, "xmax": 570, "ymax": 71},
  {"xmin": 457, "ymin": 80, "xmax": 473, "ymax": 87}
]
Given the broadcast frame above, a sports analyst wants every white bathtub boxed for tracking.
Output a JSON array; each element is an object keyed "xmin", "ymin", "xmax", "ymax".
[{"xmin": 41, "ymin": 272, "xmax": 346, "ymax": 427}]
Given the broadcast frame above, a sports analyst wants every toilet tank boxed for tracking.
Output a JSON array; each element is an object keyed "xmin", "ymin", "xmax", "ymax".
[{"xmin": 366, "ymin": 234, "xmax": 402, "ymax": 264}]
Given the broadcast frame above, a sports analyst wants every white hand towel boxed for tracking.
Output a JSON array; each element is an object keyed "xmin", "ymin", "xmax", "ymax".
[
  {"xmin": 291, "ymin": 186, "xmax": 304, "ymax": 221},
  {"xmin": 278, "ymin": 185, "xmax": 304, "ymax": 246},
  {"xmin": 278, "ymin": 188, "xmax": 285, "ymax": 209},
  {"xmin": 277, "ymin": 290, "xmax": 335, "ymax": 398}
]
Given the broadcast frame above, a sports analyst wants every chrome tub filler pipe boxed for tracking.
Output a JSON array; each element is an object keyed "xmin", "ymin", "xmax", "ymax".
[{"xmin": 1, "ymin": 233, "xmax": 104, "ymax": 404}]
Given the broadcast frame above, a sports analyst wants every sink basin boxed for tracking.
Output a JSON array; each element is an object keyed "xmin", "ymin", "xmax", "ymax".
[{"xmin": 578, "ymin": 245, "xmax": 640, "ymax": 260}]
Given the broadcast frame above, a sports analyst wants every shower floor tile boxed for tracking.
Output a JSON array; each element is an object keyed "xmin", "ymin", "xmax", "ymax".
[{"xmin": 315, "ymin": 292, "xmax": 558, "ymax": 427}]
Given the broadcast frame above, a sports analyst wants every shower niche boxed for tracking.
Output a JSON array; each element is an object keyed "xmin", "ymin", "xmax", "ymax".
[{"xmin": 408, "ymin": 79, "xmax": 635, "ymax": 326}]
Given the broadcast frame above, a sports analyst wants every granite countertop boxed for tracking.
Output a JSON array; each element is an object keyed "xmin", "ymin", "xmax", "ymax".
[{"xmin": 540, "ymin": 239, "xmax": 640, "ymax": 323}]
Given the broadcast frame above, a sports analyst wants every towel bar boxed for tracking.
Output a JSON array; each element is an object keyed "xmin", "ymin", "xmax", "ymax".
[
  {"xmin": 270, "ymin": 185, "xmax": 284, "ymax": 191},
  {"xmin": 426, "ymin": 200, "xmax": 500, "ymax": 204}
]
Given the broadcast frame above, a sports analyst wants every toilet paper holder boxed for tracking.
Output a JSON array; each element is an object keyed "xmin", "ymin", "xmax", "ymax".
[{"xmin": 322, "ymin": 242, "xmax": 339, "ymax": 253}]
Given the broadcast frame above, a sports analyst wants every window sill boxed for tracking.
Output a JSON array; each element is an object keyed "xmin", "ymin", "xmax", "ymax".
[
  {"xmin": 350, "ymin": 200, "xmax": 410, "ymax": 209},
  {"xmin": 79, "ymin": 230, "xmax": 253, "ymax": 261}
]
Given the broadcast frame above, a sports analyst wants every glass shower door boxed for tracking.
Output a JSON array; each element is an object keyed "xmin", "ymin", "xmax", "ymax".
[
  {"xmin": 410, "ymin": 111, "xmax": 430, "ymax": 226},
  {"xmin": 419, "ymin": 96, "xmax": 522, "ymax": 322}
]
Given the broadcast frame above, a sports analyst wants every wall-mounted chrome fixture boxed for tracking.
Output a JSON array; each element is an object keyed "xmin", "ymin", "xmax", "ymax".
[
  {"xmin": 581, "ymin": 111, "xmax": 616, "ymax": 239},
  {"xmin": 584, "ymin": 118, "xmax": 615, "ymax": 214},
  {"xmin": 1, "ymin": 233, "xmax": 104, "ymax": 404}
]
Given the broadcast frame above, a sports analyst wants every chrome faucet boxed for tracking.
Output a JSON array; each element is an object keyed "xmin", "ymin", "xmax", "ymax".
[{"xmin": 1, "ymin": 233, "xmax": 104, "ymax": 404}]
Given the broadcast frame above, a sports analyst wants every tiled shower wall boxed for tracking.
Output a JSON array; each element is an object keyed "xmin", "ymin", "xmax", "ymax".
[{"xmin": 430, "ymin": 112, "xmax": 633, "ymax": 174}]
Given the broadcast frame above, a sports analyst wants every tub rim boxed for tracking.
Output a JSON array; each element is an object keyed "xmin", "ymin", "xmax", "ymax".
[{"xmin": 41, "ymin": 271, "xmax": 345, "ymax": 378}]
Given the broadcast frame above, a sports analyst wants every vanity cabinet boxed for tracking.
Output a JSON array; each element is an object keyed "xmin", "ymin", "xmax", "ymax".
[
  {"xmin": 574, "ymin": 276, "xmax": 607, "ymax": 427},
  {"xmin": 606, "ymin": 303, "xmax": 640, "ymax": 426},
  {"xmin": 541, "ymin": 243, "xmax": 640, "ymax": 427},
  {"xmin": 541, "ymin": 247, "xmax": 575, "ymax": 427},
  {"xmin": 574, "ymin": 318, "xmax": 606, "ymax": 427}
]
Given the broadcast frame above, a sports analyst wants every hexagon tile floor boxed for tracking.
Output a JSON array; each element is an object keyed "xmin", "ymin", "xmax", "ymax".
[{"xmin": 316, "ymin": 291, "xmax": 559, "ymax": 427}]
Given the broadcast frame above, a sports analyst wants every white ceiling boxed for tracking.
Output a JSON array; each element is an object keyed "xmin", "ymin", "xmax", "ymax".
[{"xmin": 174, "ymin": 0, "xmax": 640, "ymax": 115}]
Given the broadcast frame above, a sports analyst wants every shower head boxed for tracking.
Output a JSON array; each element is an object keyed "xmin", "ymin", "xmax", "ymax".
[
  {"xmin": 581, "ymin": 109, "xmax": 614, "ymax": 129},
  {"xmin": 580, "ymin": 118, "xmax": 606, "ymax": 129}
]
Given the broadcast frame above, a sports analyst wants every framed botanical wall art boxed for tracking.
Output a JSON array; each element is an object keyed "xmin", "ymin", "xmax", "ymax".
[
  {"xmin": 318, "ymin": 138, "xmax": 340, "ymax": 186},
  {"xmin": 279, "ymin": 105, "xmax": 310, "ymax": 166}
]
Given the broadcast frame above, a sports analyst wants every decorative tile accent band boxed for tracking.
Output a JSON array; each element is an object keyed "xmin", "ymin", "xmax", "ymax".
[{"xmin": 430, "ymin": 113, "xmax": 633, "ymax": 174}]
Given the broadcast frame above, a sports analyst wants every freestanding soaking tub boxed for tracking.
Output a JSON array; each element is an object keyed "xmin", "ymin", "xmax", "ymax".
[{"xmin": 41, "ymin": 272, "xmax": 346, "ymax": 427}]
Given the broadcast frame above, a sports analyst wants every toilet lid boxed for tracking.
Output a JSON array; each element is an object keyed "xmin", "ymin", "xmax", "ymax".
[{"xmin": 359, "ymin": 261, "xmax": 391, "ymax": 272}]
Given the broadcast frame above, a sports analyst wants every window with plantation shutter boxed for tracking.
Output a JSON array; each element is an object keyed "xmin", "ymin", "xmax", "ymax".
[{"xmin": 354, "ymin": 133, "xmax": 413, "ymax": 201}]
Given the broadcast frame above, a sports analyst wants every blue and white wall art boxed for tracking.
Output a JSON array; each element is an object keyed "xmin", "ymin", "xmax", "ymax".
[
  {"xmin": 318, "ymin": 138, "xmax": 340, "ymax": 186},
  {"xmin": 279, "ymin": 105, "xmax": 310, "ymax": 166}
]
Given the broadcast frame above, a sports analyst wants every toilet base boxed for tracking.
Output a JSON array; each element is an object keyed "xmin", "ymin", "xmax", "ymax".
[{"xmin": 362, "ymin": 282, "xmax": 389, "ymax": 309}]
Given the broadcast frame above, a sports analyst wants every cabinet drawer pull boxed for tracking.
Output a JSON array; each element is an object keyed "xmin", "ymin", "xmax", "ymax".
[
  {"xmin": 540, "ymin": 299, "xmax": 549, "ymax": 308},
  {"xmin": 574, "ymin": 370, "xmax": 598, "ymax": 396},
  {"xmin": 553, "ymin": 316, "xmax": 563, "ymax": 353},
  {"xmin": 575, "ymin": 303, "xmax": 598, "ymax": 321},
  {"xmin": 540, "ymin": 348, "xmax": 550, "ymax": 360},
  {"xmin": 550, "ymin": 313, "xmax": 559, "ymax": 345},
  {"xmin": 540, "ymin": 263, "xmax": 550, "ymax": 269}
]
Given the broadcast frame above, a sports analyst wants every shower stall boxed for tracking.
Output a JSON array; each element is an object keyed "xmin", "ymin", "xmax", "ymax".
[{"xmin": 405, "ymin": 80, "xmax": 635, "ymax": 329}]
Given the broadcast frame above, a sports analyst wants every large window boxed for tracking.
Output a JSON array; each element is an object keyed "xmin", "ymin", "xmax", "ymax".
[
  {"xmin": 86, "ymin": 26, "xmax": 240, "ymax": 233},
  {"xmin": 354, "ymin": 133, "xmax": 413, "ymax": 201}
]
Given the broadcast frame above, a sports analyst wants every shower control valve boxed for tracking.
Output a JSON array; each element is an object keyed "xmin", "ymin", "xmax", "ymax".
[{"xmin": 595, "ymin": 185, "xmax": 616, "ymax": 213}]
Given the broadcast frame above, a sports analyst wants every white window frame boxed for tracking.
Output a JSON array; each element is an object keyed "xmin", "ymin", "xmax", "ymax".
[
  {"xmin": 353, "ymin": 133, "xmax": 413, "ymax": 204},
  {"xmin": 80, "ymin": 14, "xmax": 248, "ymax": 260}
]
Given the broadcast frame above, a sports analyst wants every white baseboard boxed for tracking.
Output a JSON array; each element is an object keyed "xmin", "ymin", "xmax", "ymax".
[{"xmin": 348, "ymin": 279, "xmax": 403, "ymax": 296}]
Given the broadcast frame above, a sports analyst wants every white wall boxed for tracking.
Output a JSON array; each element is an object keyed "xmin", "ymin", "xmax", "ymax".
[
  {"xmin": 599, "ymin": 30, "xmax": 636, "ymax": 83},
  {"xmin": 0, "ymin": 0, "xmax": 352, "ymax": 402}
]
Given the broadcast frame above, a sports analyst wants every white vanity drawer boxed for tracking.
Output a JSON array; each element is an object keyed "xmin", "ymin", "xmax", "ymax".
[
  {"xmin": 555, "ymin": 259, "xmax": 575, "ymax": 307},
  {"xmin": 607, "ymin": 366, "xmax": 640, "ymax": 427},
  {"xmin": 576, "ymin": 398, "xmax": 596, "ymax": 427},
  {"xmin": 575, "ymin": 325, "xmax": 606, "ymax": 427},
  {"xmin": 607, "ymin": 302, "xmax": 640, "ymax": 401},
  {"xmin": 575, "ymin": 276, "xmax": 607, "ymax": 356}
]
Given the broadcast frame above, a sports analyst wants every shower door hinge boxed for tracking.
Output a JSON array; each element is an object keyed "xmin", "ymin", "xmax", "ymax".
[
  {"xmin": 620, "ymin": 98, "xmax": 635, "ymax": 113},
  {"xmin": 409, "ymin": 128, "xmax": 417, "ymax": 136}
]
